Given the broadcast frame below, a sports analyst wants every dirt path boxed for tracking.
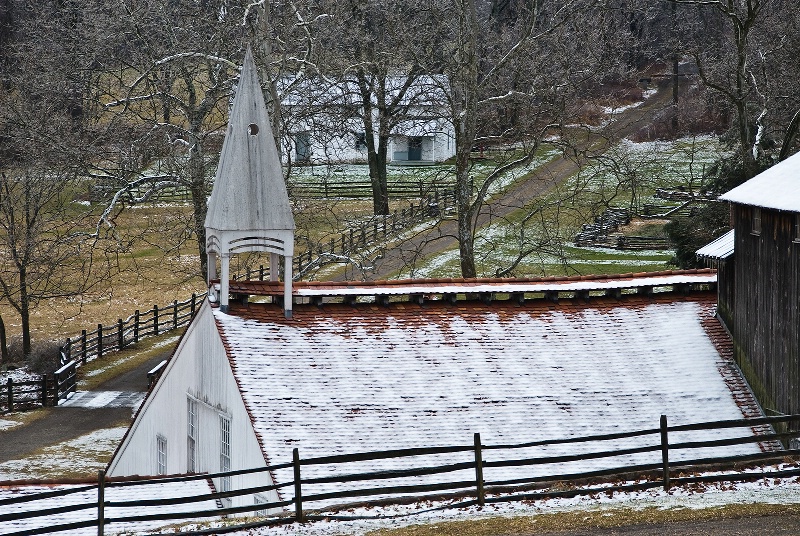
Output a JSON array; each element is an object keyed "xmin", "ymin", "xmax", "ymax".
[
  {"xmin": 340, "ymin": 82, "xmax": 676, "ymax": 281},
  {"xmin": 528, "ymin": 513, "xmax": 800, "ymax": 535},
  {"xmin": 0, "ymin": 350, "xmax": 169, "ymax": 465}
]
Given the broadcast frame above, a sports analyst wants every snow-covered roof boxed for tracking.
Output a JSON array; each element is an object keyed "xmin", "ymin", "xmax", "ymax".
[
  {"xmin": 205, "ymin": 47, "xmax": 294, "ymax": 233},
  {"xmin": 697, "ymin": 229, "xmax": 735, "ymax": 260},
  {"xmin": 719, "ymin": 151, "xmax": 800, "ymax": 211},
  {"xmin": 0, "ymin": 478, "xmax": 217, "ymax": 535},
  {"xmin": 214, "ymin": 287, "xmax": 761, "ymax": 502},
  {"xmin": 230, "ymin": 269, "xmax": 717, "ymax": 298}
]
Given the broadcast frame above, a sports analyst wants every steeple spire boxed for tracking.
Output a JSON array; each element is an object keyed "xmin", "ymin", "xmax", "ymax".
[{"xmin": 205, "ymin": 46, "xmax": 295, "ymax": 317}]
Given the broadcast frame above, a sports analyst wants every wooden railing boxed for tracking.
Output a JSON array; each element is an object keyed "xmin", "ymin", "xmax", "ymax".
[
  {"xmin": 60, "ymin": 293, "xmax": 204, "ymax": 367},
  {"xmin": 239, "ymin": 190, "xmax": 455, "ymax": 280},
  {"xmin": 89, "ymin": 178, "xmax": 455, "ymax": 202},
  {"xmin": 0, "ymin": 361, "xmax": 78, "ymax": 413},
  {"xmin": 1, "ymin": 414, "xmax": 798, "ymax": 535}
]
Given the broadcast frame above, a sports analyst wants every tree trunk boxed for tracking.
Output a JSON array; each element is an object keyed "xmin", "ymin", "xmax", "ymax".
[
  {"xmin": 0, "ymin": 313, "xmax": 7, "ymax": 366},
  {"xmin": 452, "ymin": 0, "xmax": 479, "ymax": 279},
  {"xmin": 358, "ymin": 71, "xmax": 390, "ymax": 215},
  {"xmin": 19, "ymin": 264, "xmax": 30, "ymax": 357},
  {"xmin": 187, "ymin": 119, "xmax": 208, "ymax": 276}
]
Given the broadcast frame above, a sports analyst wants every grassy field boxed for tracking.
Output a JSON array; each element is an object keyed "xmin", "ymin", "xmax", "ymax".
[{"xmin": 395, "ymin": 135, "xmax": 727, "ymax": 278}]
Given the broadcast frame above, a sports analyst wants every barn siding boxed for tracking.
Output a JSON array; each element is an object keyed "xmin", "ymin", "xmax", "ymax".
[
  {"xmin": 107, "ymin": 301, "xmax": 279, "ymax": 511},
  {"xmin": 731, "ymin": 205, "xmax": 800, "ymax": 416}
]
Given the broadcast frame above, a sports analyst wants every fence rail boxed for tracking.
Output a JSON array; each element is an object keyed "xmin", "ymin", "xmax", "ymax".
[
  {"xmin": 90, "ymin": 178, "xmax": 455, "ymax": 203},
  {"xmin": 1, "ymin": 414, "xmax": 797, "ymax": 535},
  {"xmin": 238, "ymin": 189, "xmax": 455, "ymax": 281},
  {"xmin": 60, "ymin": 293, "xmax": 203, "ymax": 368}
]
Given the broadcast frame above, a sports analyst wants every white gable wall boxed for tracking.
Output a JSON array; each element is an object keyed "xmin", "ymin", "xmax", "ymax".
[{"xmin": 107, "ymin": 301, "xmax": 277, "ymax": 511}]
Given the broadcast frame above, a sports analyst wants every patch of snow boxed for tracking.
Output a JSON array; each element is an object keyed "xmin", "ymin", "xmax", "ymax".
[
  {"xmin": 0, "ymin": 426, "xmax": 129, "ymax": 481},
  {"xmin": 157, "ymin": 466, "xmax": 800, "ymax": 536},
  {"xmin": 0, "ymin": 418, "xmax": 21, "ymax": 432}
]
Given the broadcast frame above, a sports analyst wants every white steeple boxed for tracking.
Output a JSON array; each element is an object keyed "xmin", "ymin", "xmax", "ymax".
[{"xmin": 205, "ymin": 46, "xmax": 295, "ymax": 317}]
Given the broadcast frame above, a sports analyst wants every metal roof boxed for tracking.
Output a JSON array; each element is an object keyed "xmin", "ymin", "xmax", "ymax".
[
  {"xmin": 697, "ymin": 229, "xmax": 735, "ymax": 260},
  {"xmin": 719, "ymin": 151, "xmax": 800, "ymax": 211}
]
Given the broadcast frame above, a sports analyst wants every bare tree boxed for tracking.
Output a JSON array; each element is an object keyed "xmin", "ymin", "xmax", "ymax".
[
  {"xmin": 668, "ymin": 0, "xmax": 800, "ymax": 176},
  {"xmin": 440, "ymin": 0, "xmax": 605, "ymax": 277}
]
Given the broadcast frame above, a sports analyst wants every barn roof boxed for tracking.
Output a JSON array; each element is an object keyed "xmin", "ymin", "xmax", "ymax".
[
  {"xmin": 719, "ymin": 151, "xmax": 800, "ymax": 211},
  {"xmin": 204, "ymin": 46, "xmax": 294, "ymax": 233},
  {"xmin": 212, "ymin": 272, "xmax": 763, "ymax": 500}
]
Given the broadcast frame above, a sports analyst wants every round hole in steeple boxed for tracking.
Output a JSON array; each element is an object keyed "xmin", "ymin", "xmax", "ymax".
[{"xmin": 248, "ymin": 123, "xmax": 259, "ymax": 135}]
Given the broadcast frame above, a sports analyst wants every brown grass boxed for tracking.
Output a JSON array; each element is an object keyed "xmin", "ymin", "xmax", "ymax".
[{"xmin": 367, "ymin": 503, "xmax": 800, "ymax": 536}]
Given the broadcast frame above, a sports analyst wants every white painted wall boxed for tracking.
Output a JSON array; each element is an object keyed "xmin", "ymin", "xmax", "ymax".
[{"xmin": 108, "ymin": 301, "xmax": 281, "ymax": 513}]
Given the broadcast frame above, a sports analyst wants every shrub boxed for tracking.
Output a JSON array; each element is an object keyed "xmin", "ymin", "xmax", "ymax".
[{"xmin": 11, "ymin": 340, "xmax": 64, "ymax": 376}]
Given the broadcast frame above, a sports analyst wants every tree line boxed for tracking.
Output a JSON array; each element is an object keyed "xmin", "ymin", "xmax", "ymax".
[{"xmin": 0, "ymin": 0, "xmax": 798, "ymax": 357}]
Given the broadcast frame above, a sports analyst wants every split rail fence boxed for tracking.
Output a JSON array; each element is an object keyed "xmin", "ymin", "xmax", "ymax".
[
  {"xmin": 239, "ymin": 189, "xmax": 455, "ymax": 280},
  {"xmin": 59, "ymin": 293, "xmax": 204, "ymax": 368},
  {"xmin": 2, "ymin": 414, "xmax": 800, "ymax": 536},
  {"xmin": 0, "ymin": 361, "xmax": 78, "ymax": 413},
  {"xmin": 90, "ymin": 178, "xmax": 455, "ymax": 203}
]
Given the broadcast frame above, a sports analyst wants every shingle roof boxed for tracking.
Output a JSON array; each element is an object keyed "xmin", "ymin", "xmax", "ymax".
[
  {"xmin": 213, "ymin": 289, "xmax": 762, "ymax": 502},
  {"xmin": 719, "ymin": 151, "xmax": 800, "ymax": 211}
]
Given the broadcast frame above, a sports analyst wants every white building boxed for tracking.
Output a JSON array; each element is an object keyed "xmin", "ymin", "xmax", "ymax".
[{"xmin": 280, "ymin": 76, "xmax": 455, "ymax": 165}]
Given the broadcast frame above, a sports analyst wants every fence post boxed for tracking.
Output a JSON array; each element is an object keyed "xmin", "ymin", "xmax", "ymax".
[
  {"xmin": 53, "ymin": 368, "xmax": 60, "ymax": 406},
  {"xmin": 190, "ymin": 294, "xmax": 197, "ymax": 319},
  {"xmin": 134, "ymin": 310, "xmax": 140, "ymax": 343},
  {"xmin": 153, "ymin": 305, "xmax": 159, "ymax": 335},
  {"xmin": 81, "ymin": 330, "xmax": 87, "ymax": 365},
  {"xmin": 660, "ymin": 414, "xmax": 670, "ymax": 491},
  {"xmin": 117, "ymin": 319, "xmax": 124, "ymax": 350},
  {"xmin": 97, "ymin": 324, "xmax": 103, "ymax": 360},
  {"xmin": 293, "ymin": 448, "xmax": 304, "ymax": 522},
  {"xmin": 474, "ymin": 432, "xmax": 485, "ymax": 506},
  {"xmin": 173, "ymin": 300, "xmax": 178, "ymax": 329},
  {"xmin": 64, "ymin": 338, "xmax": 71, "ymax": 363},
  {"xmin": 41, "ymin": 376, "xmax": 48, "ymax": 408},
  {"xmin": 97, "ymin": 469, "xmax": 105, "ymax": 536},
  {"xmin": 7, "ymin": 378, "xmax": 12, "ymax": 412}
]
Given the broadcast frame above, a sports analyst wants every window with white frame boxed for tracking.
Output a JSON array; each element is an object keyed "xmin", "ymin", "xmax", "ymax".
[
  {"xmin": 156, "ymin": 435, "xmax": 167, "ymax": 475},
  {"xmin": 220, "ymin": 415, "xmax": 231, "ymax": 495},
  {"xmin": 187, "ymin": 398, "xmax": 197, "ymax": 473},
  {"xmin": 752, "ymin": 207, "xmax": 762, "ymax": 235},
  {"xmin": 254, "ymin": 494, "xmax": 268, "ymax": 516}
]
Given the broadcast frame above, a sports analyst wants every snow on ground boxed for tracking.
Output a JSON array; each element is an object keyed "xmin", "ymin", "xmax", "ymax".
[
  {"xmin": 0, "ymin": 478, "xmax": 218, "ymax": 536},
  {"xmin": 145, "ymin": 465, "xmax": 800, "ymax": 536},
  {"xmin": 0, "ymin": 426, "xmax": 128, "ymax": 481}
]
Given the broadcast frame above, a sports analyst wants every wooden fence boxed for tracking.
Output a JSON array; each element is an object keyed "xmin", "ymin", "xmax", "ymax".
[
  {"xmin": 288, "ymin": 179, "xmax": 455, "ymax": 199},
  {"xmin": 239, "ymin": 190, "xmax": 455, "ymax": 280},
  {"xmin": 90, "ymin": 178, "xmax": 454, "ymax": 203},
  {"xmin": 60, "ymin": 293, "xmax": 204, "ymax": 367},
  {"xmin": 2, "ymin": 414, "xmax": 799, "ymax": 535},
  {"xmin": 0, "ymin": 361, "xmax": 77, "ymax": 413}
]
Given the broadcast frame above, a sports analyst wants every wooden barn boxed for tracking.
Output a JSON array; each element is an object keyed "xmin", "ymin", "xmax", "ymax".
[{"xmin": 699, "ymin": 152, "xmax": 800, "ymax": 416}]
